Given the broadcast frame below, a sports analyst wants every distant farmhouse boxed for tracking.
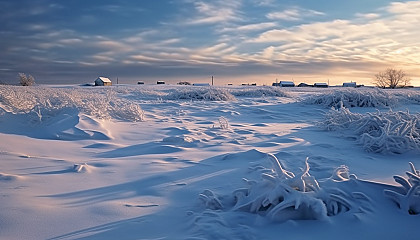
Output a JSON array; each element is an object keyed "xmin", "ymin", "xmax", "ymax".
[
  {"xmin": 297, "ymin": 83, "xmax": 312, "ymax": 87},
  {"xmin": 314, "ymin": 83, "xmax": 328, "ymax": 88},
  {"xmin": 273, "ymin": 81, "xmax": 295, "ymax": 87},
  {"xmin": 95, "ymin": 77, "xmax": 112, "ymax": 86},
  {"xmin": 343, "ymin": 82, "xmax": 357, "ymax": 87}
]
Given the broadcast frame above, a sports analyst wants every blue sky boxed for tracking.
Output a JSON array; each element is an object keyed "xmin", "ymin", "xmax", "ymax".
[{"xmin": 1, "ymin": 0, "xmax": 419, "ymax": 85}]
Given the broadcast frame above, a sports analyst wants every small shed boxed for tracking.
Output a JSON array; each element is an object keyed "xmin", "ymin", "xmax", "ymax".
[
  {"xmin": 343, "ymin": 82, "xmax": 356, "ymax": 87},
  {"xmin": 95, "ymin": 77, "xmax": 112, "ymax": 86},
  {"xmin": 314, "ymin": 83, "xmax": 328, "ymax": 88}
]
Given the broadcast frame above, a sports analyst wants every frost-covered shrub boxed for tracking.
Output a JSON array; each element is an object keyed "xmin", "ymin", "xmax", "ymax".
[
  {"xmin": 165, "ymin": 87, "xmax": 236, "ymax": 101},
  {"xmin": 18, "ymin": 73, "xmax": 35, "ymax": 86},
  {"xmin": 384, "ymin": 162, "xmax": 420, "ymax": 215},
  {"xmin": 230, "ymin": 86, "xmax": 290, "ymax": 98},
  {"xmin": 0, "ymin": 86, "xmax": 145, "ymax": 122},
  {"xmin": 323, "ymin": 107, "xmax": 420, "ymax": 153},
  {"xmin": 305, "ymin": 88, "xmax": 396, "ymax": 108},
  {"xmin": 199, "ymin": 154, "xmax": 370, "ymax": 222}
]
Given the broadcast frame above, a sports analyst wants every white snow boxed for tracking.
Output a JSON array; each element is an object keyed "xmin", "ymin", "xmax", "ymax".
[{"xmin": 0, "ymin": 85, "xmax": 419, "ymax": 239}]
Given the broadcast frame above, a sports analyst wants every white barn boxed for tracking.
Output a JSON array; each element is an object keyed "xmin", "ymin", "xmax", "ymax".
[{"xmin": 95, "ymin": 77, "xmax": 112, "ymax": 86}]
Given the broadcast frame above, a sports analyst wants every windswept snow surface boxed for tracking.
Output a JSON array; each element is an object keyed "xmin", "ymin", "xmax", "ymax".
[{"xmin": 0, "ymin": 85, "xmax": 419, "ymax": 240}]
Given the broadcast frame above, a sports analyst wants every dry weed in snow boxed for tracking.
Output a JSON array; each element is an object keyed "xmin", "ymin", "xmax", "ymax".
[{"xmin": 323, "ymin": 106, "xmax": 420, "ymax": 154}]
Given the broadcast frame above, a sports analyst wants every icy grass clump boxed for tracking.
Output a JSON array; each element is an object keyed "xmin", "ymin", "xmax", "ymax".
[
  {"xmin": 305, "ymin": 88, "xmax": 396, "ymax": 108},
  {"xmin": 230, "ymin": 86, "xmax": 290, "ymax": 98},
  {"xmin": 165, "ymin": 87, "xmax": 236, "ymax": 101},
  {"xmin": 199, "ymin": 154, "xmax": 370, "ymax": 222},
  {"xmin": 384, "ymin": 162, "xmax": 420, "ymax": 215},
  {"xmin": 395, "ymin": 90, "xmax": 420, "ymax": 104},
  {"xmin": 218, "ymin": 116, "xmax": 230, "ymax": 129},
  {"xmin": 0, "ymin": 86, "xmax": 145, "ymax": 122},
  {"xmin": 323, "ymin": 107, "xmax": 420, "ymax": 153}
]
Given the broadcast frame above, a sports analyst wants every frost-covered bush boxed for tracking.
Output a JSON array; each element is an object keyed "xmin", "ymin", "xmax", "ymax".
[
  {"xmin": 229, "ymin": 86, "xmax": 290, "ymax": 98},
  {"xmin": 18, "ymin": 73, "xmax": 35, "ymax": 86},
  {"xmin": 305, "ymin": 88, "xmax": 396, "ymax": 108},
  {"xmin": 0, "ymin": 86, "xmax": 145, "ymax": 122},
  {"xmin": 384, "ymin": 162, "xmax": 420, "ymax": 215},
  {"xmin": 199, "ymin": 154, "xmax": 370, "ymax": 222},
  {"xmin": 323, "ymin": 107, "xmax": 420, "ymax": 153},
  {"xmin": 165, "ymin": 87, "xmax": 236, "ymax": 101}
]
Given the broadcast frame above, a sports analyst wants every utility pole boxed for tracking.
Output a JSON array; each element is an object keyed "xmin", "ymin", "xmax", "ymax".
[
  {"xmin": 212, "ymin": 76, "xmax": 214, "ymax": 86},
  {"xmin": 117, "ymin": 77, "xmax": 119, "ymax": 85}
]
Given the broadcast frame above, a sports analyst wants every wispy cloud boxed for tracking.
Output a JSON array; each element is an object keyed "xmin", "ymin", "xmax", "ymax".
[
  {"xmin": 183, "ymin": 0, "xmax": 243, "ymax": 25},
  {"xmin": 266, "ymin": 6, "xmax": 325, "ymax": 21},
  {"xmin": 221, "ymin": 22, "xmax": 277, "ymax": 33}
]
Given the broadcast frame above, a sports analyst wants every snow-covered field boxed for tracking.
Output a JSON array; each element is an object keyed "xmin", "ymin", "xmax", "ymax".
[{"xmin": 0, "ymin": 84, "xmax": 419, "ymax": 240}]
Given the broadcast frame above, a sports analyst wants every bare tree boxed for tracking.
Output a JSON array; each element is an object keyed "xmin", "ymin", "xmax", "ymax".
[
  {"xmin": 18, "ymin": 73, "xmax": 35, "ymax": 86},
  {"xmin": 373, "ymin": 68, "xmax": 410, "ymax": 89}
]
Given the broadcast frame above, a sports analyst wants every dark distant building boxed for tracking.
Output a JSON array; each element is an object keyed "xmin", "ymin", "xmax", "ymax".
[
  {"xmin": 343, "ymin": 82, "xmax": 356, "ymax": 87},
  {"xmin": 157, "ymin": 81, "xmax": 165, "ymax": 84},
  {"xmin": 297, "ymin": 83, "xmax": 312, "ymax": 87},
  {"xmin": 314, "ymin": 83, "xmax": 328, "ymax": 88}
]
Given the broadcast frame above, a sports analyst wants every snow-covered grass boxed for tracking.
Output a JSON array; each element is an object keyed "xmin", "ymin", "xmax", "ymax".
[
  {"xmin": 165, "ymin": 86, "xmax": 236, "ymax": 101},
  {"xmin": 322, "ymin": 107, "xmax": 420, "ymax": 153},
  {"xmin": 304, "ymin": 88, "xmax": 396, "ymax": 108},
  {"xmin": 229, "ymin": 86, "xmax": 290, "ymax": 98},
  {"xmin": 384, "ymin": 162, "xmax": 420, "ymax": 215},
  {"xmin": 0, "ymin": 86, "xmax": 145, "ymax": 122},
  {"xmin": 199, "ymin": 154, "xmax": 369, "ymax": 222}
]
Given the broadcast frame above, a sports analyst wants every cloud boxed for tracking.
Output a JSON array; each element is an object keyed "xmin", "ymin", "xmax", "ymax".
[
  {"xmin": 221, "ymin": 22, "xmax": 277, "ymax": 33},
  {"xmin": 246, "ymin": 1, "xmax": 420, "ymax": 69},
  {"xmin": 267, "ymin": 7, "xmax": 324, "ymax": 21},
  {"xmin": 252, "ymin": 0, "xmax": 276, "ymax": 7},
  {"xmin": 182, "ymin": 0, "xmax": 243, "ymax": 25}
]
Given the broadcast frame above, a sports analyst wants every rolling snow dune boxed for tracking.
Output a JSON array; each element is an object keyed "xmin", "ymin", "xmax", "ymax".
[{"xmin": 0, "ymin": 85, "xmax": 419, "ymax": 240}]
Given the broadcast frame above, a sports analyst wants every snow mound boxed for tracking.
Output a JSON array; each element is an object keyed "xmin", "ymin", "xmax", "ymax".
[
  {"xmin": 230, "ymin": 86, "xmax": 290, "ymax": 98},
  {"xmin": 198, "ymin": 154, "xmax": 370, "ymax": 222},
  {"xmin": 0, "ymin": 86, "xmax": 144, "ymax": 122},
  {"xmin": 304, "ymin": 88, "xmax": 396, "ymax": 108},
  {"xmin": 323, "ymin": 107, "xmax": 420, "ymax": 154},
  {"xmin": 384, "ymin": 162, "xmax": 420, "ymax": 215},
  {"xmin": 165, "ymin": 87, "xmax": 236, "ymax": 101},
  {"xmin": 0, "ymin": 172, "xmax": 22, "ymax": 181}
]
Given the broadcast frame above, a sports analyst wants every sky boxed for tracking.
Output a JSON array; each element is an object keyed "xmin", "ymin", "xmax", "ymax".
[{"xmin": 1, "ymin": 0, "xmax": 420, "ymax": 86}]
